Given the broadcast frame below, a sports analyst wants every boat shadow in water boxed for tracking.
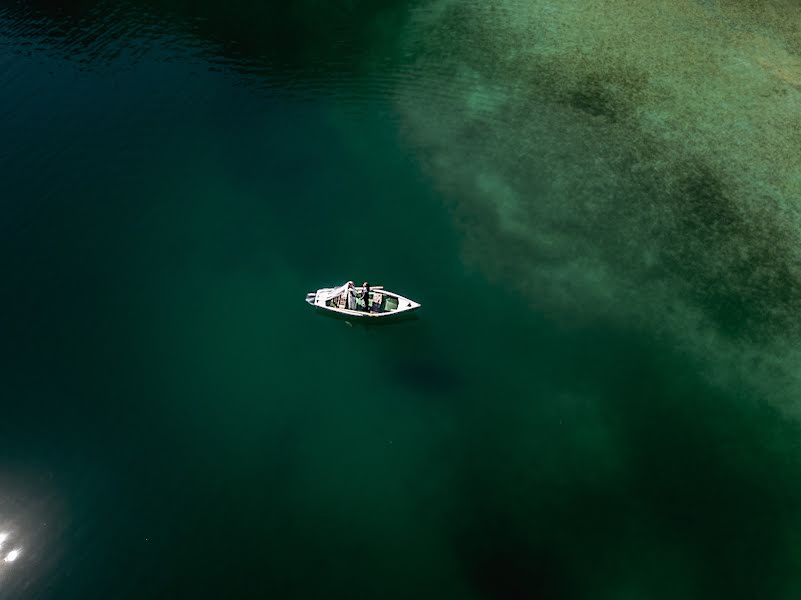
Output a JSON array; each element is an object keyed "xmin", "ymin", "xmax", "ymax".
[
  {"xmin": 388, "ymin": 356, "xmax": 463, "ymax": 396},
  {"xmin": 312, "ymin": 307, "xmax": 421, "ymax": 327},
  {"xmin": 312, "ymin": 306, "xmax": 461, "ymax": 394}
]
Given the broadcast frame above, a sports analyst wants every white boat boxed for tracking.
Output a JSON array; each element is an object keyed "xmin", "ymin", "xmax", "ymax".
[{"xmin": 305, "ymin": 282, "xmax": 421, "ymax": 319}]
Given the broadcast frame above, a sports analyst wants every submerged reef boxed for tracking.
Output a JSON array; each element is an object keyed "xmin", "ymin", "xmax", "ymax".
[{"xmin": 398, "ymin": 0, "xmax": 801, "ymax": 402}]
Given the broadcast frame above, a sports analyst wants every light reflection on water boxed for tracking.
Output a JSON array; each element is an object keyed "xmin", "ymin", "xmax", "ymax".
[
  {"xmin": 0, "ymin": 475, "xmax": 58, "ymax": 596},
  {"xmin": 0, "ymin": 518, "xmax": 29, "ymax": 589},
  {"xmin": 0, "ymin": 530, "xmax": 22, "ymax": 563},
  {"xmin": 4, "ymin": 547, "xmax": 21, "ymax": 563}
]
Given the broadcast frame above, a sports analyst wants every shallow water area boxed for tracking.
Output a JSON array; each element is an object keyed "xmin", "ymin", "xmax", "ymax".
[{"xmin": 3, "ymin": 1, "xmax": 801, "ymax": 599}]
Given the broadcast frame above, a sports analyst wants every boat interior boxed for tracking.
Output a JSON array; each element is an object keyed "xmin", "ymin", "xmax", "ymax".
[{"xmin": 325, "ymin": 290, "xmax": 398, "ymax": 313}]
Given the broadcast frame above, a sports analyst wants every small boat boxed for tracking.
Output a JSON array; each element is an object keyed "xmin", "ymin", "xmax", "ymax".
[{"xmin": 305, "ymin": 282, "xmax": 421, "ymax": 319}]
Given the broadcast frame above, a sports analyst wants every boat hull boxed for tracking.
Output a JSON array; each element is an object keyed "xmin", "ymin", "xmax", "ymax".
[{"xmin": 309, "ymin": 303, "xmax": 420, "ymax": 325}]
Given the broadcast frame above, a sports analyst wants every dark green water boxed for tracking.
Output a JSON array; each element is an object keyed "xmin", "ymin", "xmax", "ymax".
[{"xmin": 4, "ymin": 1, "xmax": 801, "ymax": 598}]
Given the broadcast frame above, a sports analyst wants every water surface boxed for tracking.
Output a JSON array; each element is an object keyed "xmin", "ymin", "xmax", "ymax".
[{"xmin": 3, "ymin": 1, "xmax": 801, "ymax": 598}]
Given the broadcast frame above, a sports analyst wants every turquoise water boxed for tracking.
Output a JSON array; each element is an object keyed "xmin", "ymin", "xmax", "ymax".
[{"xmin": 3, "ymin": 1, "xmax": 801, "ymax": 598}]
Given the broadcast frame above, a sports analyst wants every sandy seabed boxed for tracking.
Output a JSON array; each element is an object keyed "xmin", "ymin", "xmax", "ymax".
[{"xmin": 398, "ymin": 0, "xmax": 801, "ymax": 409}]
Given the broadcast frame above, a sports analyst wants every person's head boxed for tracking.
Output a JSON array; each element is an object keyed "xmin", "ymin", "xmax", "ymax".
[{"xmin": 363, "ymin": 281, "xmax": 369, "ymax": 289}]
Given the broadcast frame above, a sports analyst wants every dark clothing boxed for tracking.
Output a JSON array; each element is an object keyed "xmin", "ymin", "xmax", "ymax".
[{"xmin": 361, "ymin": 284, "xmax": 370, "ymax": 311}]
